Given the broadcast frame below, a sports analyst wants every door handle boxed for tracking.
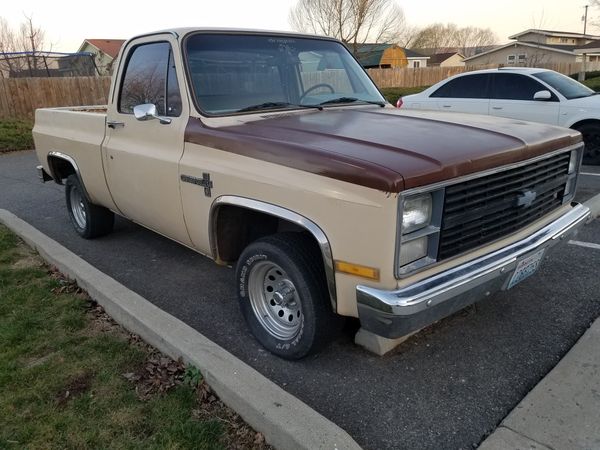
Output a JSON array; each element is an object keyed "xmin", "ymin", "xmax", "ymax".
[
  {"xmin": 492, "ymin": 106, "xmax": 503, "ymax": 110},
  {"xmin": 107, "ymin": 120, "xmax": 125, "ymax": 129},
  {"xmin": 442, "ymin": 105, "xmax": 452, "ymax": 108}
]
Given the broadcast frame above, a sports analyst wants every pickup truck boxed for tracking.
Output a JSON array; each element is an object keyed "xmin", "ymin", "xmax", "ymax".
[{"xmin": 34, "ymin": 28, "xmax": 590, "ymax": 359}]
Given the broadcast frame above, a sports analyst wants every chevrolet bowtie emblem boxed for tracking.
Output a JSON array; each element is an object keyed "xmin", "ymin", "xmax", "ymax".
[{"xmin": 516, "ymin": 190, "xmax": 537, "ymax": 208}]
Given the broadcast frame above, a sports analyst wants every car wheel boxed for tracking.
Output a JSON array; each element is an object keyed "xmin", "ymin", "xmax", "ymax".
[
  {"xmin": 575, "ymin": 123, "xmax": 600, "ymax": 165},
  {"xmin": 236, "ymin": 232, "xmax": 340, "ymax": 359},
  {"xmin": 65, "ymin": 174, "xmax": 114, "ymax": 239}
]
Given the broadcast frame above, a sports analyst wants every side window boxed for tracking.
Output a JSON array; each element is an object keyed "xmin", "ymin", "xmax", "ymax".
[
  {"xmin": 430, "ymin": 74, "xmax": 490, "ymax": 98},
  {"xmin": 119, "ymin": 42, "xmax": 181, "ymax": 117},
  {"xmin": 492, "ymin": 74, "xmax": 554, "ymax": 101}
]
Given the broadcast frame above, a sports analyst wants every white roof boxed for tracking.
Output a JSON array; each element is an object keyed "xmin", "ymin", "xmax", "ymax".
[
  {"xmin": 508, "ymin": 29, "xmax": 600, "ymax": 40},
  {"xmin": 463, "ymin": 41, "xmax": 577, "ymax": 62}
]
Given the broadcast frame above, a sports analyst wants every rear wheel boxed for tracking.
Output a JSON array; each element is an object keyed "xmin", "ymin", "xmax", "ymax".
[
  {"xmin": 575, "ymin": 123, "xmax": 600, "ymax": 165},
  {"xmin": 65, "ymin": 174, "xmax": 114, "ymax": 239},
  {"xmin": 236, "ymin": 233, "xmax": 339, "ymax": 359}
]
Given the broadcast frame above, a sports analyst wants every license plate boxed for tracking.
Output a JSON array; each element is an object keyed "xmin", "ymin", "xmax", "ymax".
[{"xmin": 506, "ymin": 249, "xmax": 546, "ymax": 290}]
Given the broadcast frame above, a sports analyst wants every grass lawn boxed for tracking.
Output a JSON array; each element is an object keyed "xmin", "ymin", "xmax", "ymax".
[
  {"xmin": 0, "ymin": 120, "xmax": 34, "ymax": 153},
  {"xmin": 0, "ymin": 225, "xmax": 269, "ymax": 450}
]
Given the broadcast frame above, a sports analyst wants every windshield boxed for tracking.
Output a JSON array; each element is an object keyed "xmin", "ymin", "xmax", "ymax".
[
  {"xmin": 185, "ymin": 33, "xmax": 385, "ymax": 115},
  {"xmin": 532, "ymin": 71, "xmax": 594, "ymax": 99}
]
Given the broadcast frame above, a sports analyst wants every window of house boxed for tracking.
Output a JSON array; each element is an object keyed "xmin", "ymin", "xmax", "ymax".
[
  {"xmin": 119, "ymin": 42, "xmax": 182, "ymax": 117},
  {"xmin": 507, "ymin": 54, "xmax": 516, "ymax": 65},
  {"xmin": 560, "ymin": 38, "xmax": 568, "ymax": 43},
  {"xmin": 413, "ymin": 60, "xmax": 420, "ymax": 68},
  {"xmin": 517, "ymin": 54, "xmax": 527, "ymax": 64},
  {"xmin": 430, "ymin": 73, "xmax": 490, "ymax": 98}
]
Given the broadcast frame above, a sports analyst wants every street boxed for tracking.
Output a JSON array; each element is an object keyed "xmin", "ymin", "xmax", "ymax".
[{"xmin": 1, "ymin": 150, "xmax": 599, "ymax": 450}]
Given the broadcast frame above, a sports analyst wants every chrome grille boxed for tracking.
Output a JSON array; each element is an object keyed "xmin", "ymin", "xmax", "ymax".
[{"xmin": 438, "ymin": 151, "xmax": 571, "ymax": 260}]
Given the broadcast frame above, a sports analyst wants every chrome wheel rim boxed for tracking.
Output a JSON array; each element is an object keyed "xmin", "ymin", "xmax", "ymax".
[
  {"xmin": 247, "ymin": 261, "xmax": 302, "ymax": 340},
  {"xmin": 69, "ymin": 185, "xmax": 87, "ymax": 229}
]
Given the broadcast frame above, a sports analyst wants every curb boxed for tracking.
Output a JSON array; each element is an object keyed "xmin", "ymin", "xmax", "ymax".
[
  {"xmin": 583, "ymin": 191, "xmax": 600, "ymax": 222},
  {"xmin": 0, "ymin": 209, "xmax": 361, "ymax": 450}
]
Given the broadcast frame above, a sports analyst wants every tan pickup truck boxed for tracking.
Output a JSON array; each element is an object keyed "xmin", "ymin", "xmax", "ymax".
[{"xmin": 34, "ymin": 28, "xmax": 590, "ymax": 359}]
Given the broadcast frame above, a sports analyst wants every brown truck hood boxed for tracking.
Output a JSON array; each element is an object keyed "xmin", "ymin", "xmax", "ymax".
[{"xmin": 185, "ymin": 107, "xmax": 581, "ymax": 192}]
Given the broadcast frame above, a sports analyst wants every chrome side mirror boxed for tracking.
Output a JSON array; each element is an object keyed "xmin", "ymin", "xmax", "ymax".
[
  {"xmin": 133, "ymin": 103, "xmax": 172, "ymax": 124},
  {"xmin": 533, "ymin": 90, "xmax": 552, "ymax": 101}
]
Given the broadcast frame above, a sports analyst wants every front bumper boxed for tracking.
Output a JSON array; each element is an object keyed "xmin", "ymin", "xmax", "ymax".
[{"xmin": 356, "ymin": 203, "xmax": 590, "ymax": 338}]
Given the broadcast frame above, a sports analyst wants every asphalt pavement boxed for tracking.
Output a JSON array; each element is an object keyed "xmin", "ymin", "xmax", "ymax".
[{"xmin": 1, "ymin": 150, "xmax": 599, "ymax": 450}]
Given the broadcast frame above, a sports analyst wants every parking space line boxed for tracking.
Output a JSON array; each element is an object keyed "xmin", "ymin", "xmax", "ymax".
[
  {"xmin": 581, "ymin": 172, "xmax": 600, "ymax": 177},
  {"xmin": 568, "ymin": 240, "xmax": 600, "ymax": 250}
]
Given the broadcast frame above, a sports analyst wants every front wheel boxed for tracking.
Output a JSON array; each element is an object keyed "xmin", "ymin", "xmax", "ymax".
[
  {"xmin": 575, "ymin": 123, "xmax": 600, "ymax": 165},
  {"xmin": 236, "ymin": 233, "xmax": 339, "ymax": 359},
  {"xmin": 65, "ymin": 174, "xmax": 114, "ymax": 239}
]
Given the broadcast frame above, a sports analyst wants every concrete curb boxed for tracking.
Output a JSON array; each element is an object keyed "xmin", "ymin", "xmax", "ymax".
[
  {"xmin": 0, "ymin": 209, "xmax": 361, "ymax": 450},
  {"xmin": 583, "ymin": 191, "xmax": 600, "ymax": 222}
]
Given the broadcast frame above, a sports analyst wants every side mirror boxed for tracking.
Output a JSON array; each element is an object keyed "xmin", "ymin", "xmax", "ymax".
[
  {"xmin": 133, "ymin": 103, "xmax": 172, "ymax": 124},
  {"xmin": 533, "ymin": 90, "xmax": 552, "ymax": 101}
]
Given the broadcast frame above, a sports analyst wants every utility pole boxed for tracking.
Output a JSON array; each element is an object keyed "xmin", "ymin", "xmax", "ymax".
[{"xmin": 580, "ymin": 5, "xmax": 590, "ymax": 81}]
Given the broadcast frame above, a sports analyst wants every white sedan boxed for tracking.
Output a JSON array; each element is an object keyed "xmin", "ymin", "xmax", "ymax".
[{"xmin": 399, "ymin": 68, "xmax": 600, "ymax": 164}]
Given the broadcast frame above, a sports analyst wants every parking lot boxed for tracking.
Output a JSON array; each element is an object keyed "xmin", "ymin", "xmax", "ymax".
[{"xmin": 1, "ymin": 150, "xmax": 599, "ymax": 450}]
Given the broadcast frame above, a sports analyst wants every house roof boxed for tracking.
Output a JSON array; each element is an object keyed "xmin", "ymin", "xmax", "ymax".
[
  {"xmin": 80, "ymin": 39, "xmax": 126, "ymax": 58},
  {"xmin": 404, "ymin": 48, "xmax": 428, "ymax": 59},
  {"xmin": 508, "ymin": 29, "xmax": 600, "ymax": 40},
  {"xmin": 574, "ymin": 40, "xmax": 600, "ymax": 54},
  {"xmin": 428, "ymin": 52, "xmax": 464, "ymax": 64},
  {"xmin": 463, "ymin": 41, "xmax": 578, "ymax": 61},
  {"xmin": 354, "ymin": 43, "xmax": 394, "ymax": 67}
]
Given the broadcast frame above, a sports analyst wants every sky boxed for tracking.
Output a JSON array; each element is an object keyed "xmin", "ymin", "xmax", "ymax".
[{"xmin": 0, "ymin": 0, "xmax": 593, "ymax": 52}]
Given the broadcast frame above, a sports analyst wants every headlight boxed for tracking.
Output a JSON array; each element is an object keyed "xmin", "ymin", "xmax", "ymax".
[
  {"xmin": 402, "ymin": 194, "xmax": 432, "ymax": 234},
  {"xmin": 568, "ymin": 149, "xmax": 578, "ymax": 174},
  {"xmin": 397, "ymin": 191, "xmax": 442, "ymax": 275},
  {"xmin": 398, "ymin": 236, "xmax": 428, "ymax": 267}
]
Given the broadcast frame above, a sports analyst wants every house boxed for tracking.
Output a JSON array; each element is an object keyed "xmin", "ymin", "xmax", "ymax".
[
  {"xmin": 355, "ymin": 43, "xmax": 429, "ymax": 69},
  {"xmin": 574, "ymin": 40, "xmax": 600, "ymax": 63},
  {"xmin": 463, "ymin": 29, "xmax": 600, "ymax": 66},
  {"xmin": 77, "ymin": 39, "xmax": 125, "ymax": 75},
  {"xmin": 427, "ymin": 52, "xmax": 465, "ymax": 67}
]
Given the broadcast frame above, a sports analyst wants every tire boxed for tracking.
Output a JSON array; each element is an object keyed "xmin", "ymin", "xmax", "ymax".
[
  {"xmin": 65, "ymin": 174, "xmax": 114, "ymax": 239},
  {"xmin": 575, "ymin": 123, "xmax": 600, "ymax": 165},
  {"xmin": 235, "ymin": 232, "xmax": 340, "ymax": 359}
]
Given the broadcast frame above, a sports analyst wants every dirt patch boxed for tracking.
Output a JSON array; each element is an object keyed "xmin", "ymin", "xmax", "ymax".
[
  {"xmin": 55, "ymin": 371, "xmax": 94, "ymax": 406},
  {"xmin": 11, "ymin": 241, "xmax": 43, "ymax": 269}
]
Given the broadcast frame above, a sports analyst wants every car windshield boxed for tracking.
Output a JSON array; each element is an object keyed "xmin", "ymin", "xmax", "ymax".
[
  {"xmin": 185, "ymin": 33, "xmax": 385, "ymax": 115},
  {"xmin": 532, "ymin": 71, "xmax": 595, "ymax": 99}
]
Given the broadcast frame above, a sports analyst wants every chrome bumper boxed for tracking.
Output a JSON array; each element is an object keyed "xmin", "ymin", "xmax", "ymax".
[{"xmin": 356, "ymin": 203, "xmax": 591, "ymax": 338}]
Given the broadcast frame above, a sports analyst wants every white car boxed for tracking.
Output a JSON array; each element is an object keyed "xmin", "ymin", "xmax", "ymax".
[{"xmin": 400, "ymin": 68, "xmax": 600, "ymax": 164}]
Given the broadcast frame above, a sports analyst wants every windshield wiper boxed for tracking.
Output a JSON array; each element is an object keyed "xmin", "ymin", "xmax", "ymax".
[
  {"xmin": 236, "ymin": 102, "xmax": 323, "ymax": 113},
  {"xmin": 315, "ymin": 97, "xmax": 386, "ymax": 107}
]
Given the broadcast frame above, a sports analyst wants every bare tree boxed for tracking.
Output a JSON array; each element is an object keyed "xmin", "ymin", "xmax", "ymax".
[
  {"xmin": 0, "ymin": 15, "xmax": 49, "ymax": 76},
  {"xmin": 289, "ymin": 0, "xmax": 409, "ymax": 54},
  {"xmin": 410, "ymin": 23, "xmax": 497, "ymax": 56}
]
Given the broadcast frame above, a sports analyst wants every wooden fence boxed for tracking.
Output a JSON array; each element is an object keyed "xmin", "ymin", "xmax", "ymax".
[
  {"xmin": 2, "ymin": 60, "xmax": 600, "ymax": 120},
  {"xmin": 0, "ymin": 77, "xmax": 111, "ymax": 120}
]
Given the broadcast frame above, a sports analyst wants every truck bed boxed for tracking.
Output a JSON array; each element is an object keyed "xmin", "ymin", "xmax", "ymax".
[{"xmin": 33, "ymin": 105, "xmax": 114, "ymax": 207}]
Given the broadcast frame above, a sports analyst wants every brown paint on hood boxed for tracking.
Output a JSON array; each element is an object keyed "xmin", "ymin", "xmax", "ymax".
[{"xmin": 185, "ymin": 107, "xmax": 581, "ymax": 192}]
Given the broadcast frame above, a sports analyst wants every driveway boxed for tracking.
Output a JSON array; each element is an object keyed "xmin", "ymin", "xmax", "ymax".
[{"xmin": 2, "ymin": 150, "xmax": 599, "ymax": 450}]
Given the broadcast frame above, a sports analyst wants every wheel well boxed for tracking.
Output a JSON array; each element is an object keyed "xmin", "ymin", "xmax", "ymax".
[
  {"xmin": 47, "ymin": 155, "xmax": 76, "ymax": 183},
  {"xmin": 212, "ymin": 205, "xmax": 313, "ymax": 264},
  {"xmin": 570, "ymin": 118, "xmax": 600, "ymax": 131}
]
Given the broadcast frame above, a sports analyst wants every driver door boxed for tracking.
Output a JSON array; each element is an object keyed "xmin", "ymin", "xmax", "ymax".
[{"xmin": 103, "ymin": 35, "xmax": 192, "ymax": 246}]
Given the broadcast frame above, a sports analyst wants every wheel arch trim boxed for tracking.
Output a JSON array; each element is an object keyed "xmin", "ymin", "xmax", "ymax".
[
  {"xmin": 47, "ymin": 151, "xmax": 90, "ymax": 200},
  {"xmin": 209, "ymin": 195, "xmax": 337, "ymax": 311}
]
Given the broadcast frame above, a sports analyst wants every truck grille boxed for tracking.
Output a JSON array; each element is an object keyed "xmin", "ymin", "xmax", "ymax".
[{"xmin": 438, "ymin": 151, "xmax": 570, "ymax": 260}]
